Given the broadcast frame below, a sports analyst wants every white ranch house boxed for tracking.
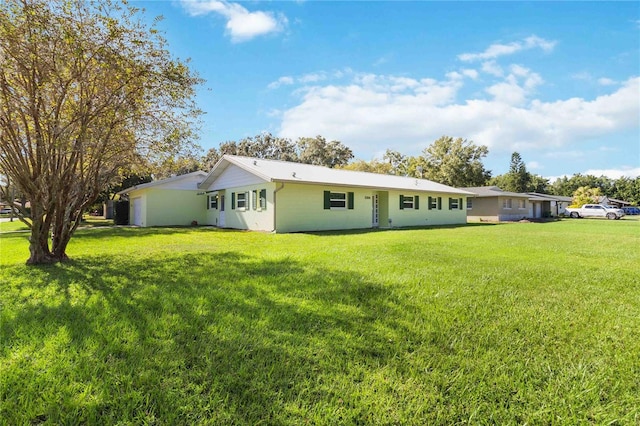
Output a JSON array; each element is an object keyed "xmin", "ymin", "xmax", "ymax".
[{"xmin": 119, "ymin": 155, "xmax": 474, "ymax": 232}]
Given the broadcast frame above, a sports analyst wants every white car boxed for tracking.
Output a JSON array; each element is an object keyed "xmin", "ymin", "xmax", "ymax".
[{"xmin": 565, "ymin": 204, "xmax": 625, "ymax": 220}]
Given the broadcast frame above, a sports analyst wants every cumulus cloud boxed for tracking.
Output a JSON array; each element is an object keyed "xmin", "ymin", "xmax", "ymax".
[
  {"xmin": 277, "ymin": 71, "xmax": 639, "ymax": 157},
  {"xmin": 180, "ymin": 0, "xmax": 287, "ymax": 42},
  {"xmin": 458, "ymin": 35, "xmax": 556, "ymax": 62},
  {"xmin": 583, "ymin": 167, "xmax": 640, "ymax": 179},
  {"xmin": 267, "ymin": 76, "xmax": 294, "ymax": 89}
]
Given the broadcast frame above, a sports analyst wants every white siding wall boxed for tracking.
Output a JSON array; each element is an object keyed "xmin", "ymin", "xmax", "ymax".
[
  {"xmin": 211, "ymin": 166, "xmax": 267, "ymax": 191},
  {"xmin": 219, "ymin": 183, "xmax": 276, "ymax": 231},
  {"xmin": 386, "ymin": 191, "xmax": 467, "ymax": 228}
]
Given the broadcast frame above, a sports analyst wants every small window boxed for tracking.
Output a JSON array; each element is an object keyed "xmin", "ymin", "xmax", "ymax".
[
  {"xmin": 519, "ymin": 199, "xmax": 526, "ymax": 209},
  {"xmin": 467, "ymin": 198, "xmax": 473, "ymax": 209},
  {"xmin": 428, "ymin": 196, "xmax": 437, "ymax": 210},
  {"xmin": 259, "ymin": 189, "xmax": 267, "ymax": 210},
  {"xmin": 503, "ymin": 198, "xmax": 512, "ymax": 209},
  {"xmin": 210, "ymin": 194, "xmax": 218, "ymax": 209},
  {"xmin": 449, "ymin": 197, "xmax": 459, "ymax": 210},
  {"xmin": 400, "ymin": 195, "xmax": 419, "ymax": 210},
  {"xmin": 236, "ymin": 192, "xmax": 248, "ymax": 210},
  {"xmin": 324, "ymin": 191, "xmax": 354, "ymax": 210}
]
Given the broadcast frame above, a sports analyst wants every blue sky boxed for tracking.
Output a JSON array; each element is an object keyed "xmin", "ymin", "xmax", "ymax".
[{"xmin": 137, "ymin": 1, "xmax": 639, "ymax": 179}]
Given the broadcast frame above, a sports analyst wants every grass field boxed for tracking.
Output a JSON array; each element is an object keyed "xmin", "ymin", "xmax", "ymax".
[{"xmin": 1, "ymin": 219, "xmax": 639, "ymax": 424}]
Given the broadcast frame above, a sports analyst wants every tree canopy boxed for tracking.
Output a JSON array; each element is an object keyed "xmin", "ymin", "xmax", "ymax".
[
  {"xmin": 0, "ymin": 0, "xmax": 202, "ymax": 264},
  {"xmin": 417, "ymin": 136, "xmax": 491, "ymax": 187}
]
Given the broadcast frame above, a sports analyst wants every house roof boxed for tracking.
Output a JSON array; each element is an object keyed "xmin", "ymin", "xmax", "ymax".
[
  {"xmin": 200, "ymin": 155, "xmax": 474, "ymax": 195},
  {"xmin": 461, "ymin": 186, "xmax": 530, "ymax": 198},
  {"xmin": 527, "ymin": 192, "xmax": 573, "ymax": 202},
  {"xmin": 117, "ymin": 171, "xmax": 207, "ymax": 195}
]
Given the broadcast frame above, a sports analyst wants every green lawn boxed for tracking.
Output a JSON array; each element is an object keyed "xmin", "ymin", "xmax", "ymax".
[{"xmin": 1, "ymin": 219, "xmax": 639, "ymax": 424}]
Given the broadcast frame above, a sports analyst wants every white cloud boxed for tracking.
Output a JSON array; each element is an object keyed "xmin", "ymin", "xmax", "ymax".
[
  {"xmin": 267, "ymin": 76, "xmax": 294, "ymax": 89},
  {"xmin": 277, "ymin": 71, "xmax": 639, "ymax": 157},
  {"xmin": 180, "ymin": 1, "xmax": 287, "ymax": 42},
  {"xmin": 527, "ymin": 161, "xmax": 542, "ymax": 170},
  {"xmin": 583, "ymin": 167, "xmax": 640, "ymax": 179},
  {"xmin": 458, "ymin": 35, "xmax": 557, "ymax": 62},
  {"xmin": 597, "ymin": 77, "xmax": 616, "ymax": 86},
  {"xmin": 481, "ymin": 61, "xmax": 503, "ymax": 77}
]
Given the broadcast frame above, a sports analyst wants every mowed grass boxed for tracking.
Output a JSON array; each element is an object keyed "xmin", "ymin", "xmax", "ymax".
[{"xmin": 1, "ymin": 219, "xmax": 639, "ymax": 424}]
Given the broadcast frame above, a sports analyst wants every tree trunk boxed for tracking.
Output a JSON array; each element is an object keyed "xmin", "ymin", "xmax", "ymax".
[{"xmin": 27, "ymin": 217, "xmax": 55, "ymax": 265}]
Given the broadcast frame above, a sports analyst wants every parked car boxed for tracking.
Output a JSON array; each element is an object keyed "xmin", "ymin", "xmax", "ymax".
[
  {"xmin": 564, "ymin": 204, "xmax": 625, "ymax": 220},
  {"xmin": 622, "ymin": 206, "xmax": 640, "ymax": 215},
  {"xmin": 0, "ymin": 207, "xmax": 12, "ymax": 214}
]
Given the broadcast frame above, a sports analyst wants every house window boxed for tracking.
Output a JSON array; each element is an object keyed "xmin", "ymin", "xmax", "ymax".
[
  {"xmin": 428, "ymin": 196, "xmax": 438, "ymax": 210},
  {"xmin": 324, "ymin": 191, "xmax": 354, "ymax": 210},
  {"xmin": 503, "ymin": 198, "xmax": 512, "ymax": 209},
  {"xmin": 400, "ymin": 195, "xmax": 419, "ymax": 210},
  {"xmin": 467, "ymin": 198, "xmax": 473, "ymax": 209},
  {"xmin": 232, "ymin": 192, "xmax": 248, "ymax": 210},
  {"xmin": 519, "ymin": 199, "xmax": 526, "ymax": 209},
  {"xmin": 449, "ymin": 197, "xmax": 459, "ymax": 210},
  {"xmin": 210, "ymin": 194, "xmax": 218, "ymax": 209},
  {"xmin": 259, "ymin": 189, "xmax": 267, "ymax": 210},
  {"xmin": 251, "ymin": 189, "xmax": 267, "ymax": 211}
]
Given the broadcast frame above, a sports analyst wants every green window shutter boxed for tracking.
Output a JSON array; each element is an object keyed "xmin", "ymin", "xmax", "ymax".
[
  {"xmin": 260, "ymin": 189, "xmax": 267, "ymax": 210},
  {"xmin": 428, "ymin": 196, "xmax": 433, "ymax": 210},
  {"xmin": 231, "ymin": 192, "xmax": 236, "ymax": 210},
  {"xmin": 459, "ymin": 198, "xmax": 463, "ymax": 210},
  {"xmin": 348, "ymin": 192, "xmax": 354, "ymax": 210},
  {"xmin": 324, "ymin": 191, "xmax": 331, "ymax": 210},
  {"xmin": 438, "ymin": 197, "xmax": 442, "ymax": 210},
  {"xmin": 448, "ymin": 197, "xmax": 452, "ymax": 210},
  {"xmin": 399, "ymin": 195, "xmax": 404, "ymax": 210},
  {"xmin": 414, "ymin": 195, "xmax": 419, "ymax": 210},
  {"xmin": 206, "ymin": 195, "xmax": 210, "ymax": 210}
]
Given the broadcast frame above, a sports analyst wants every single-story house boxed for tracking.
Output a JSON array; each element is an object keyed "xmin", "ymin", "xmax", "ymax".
[
  {"xmin": 599, "ymin": 196, "xmax": 632, "ymax": 208},
  {"xmin": 118, "ymin": 171, "xmax": 208, "ymax": 227},
  {"xmin": 527, "ymin": 193, "xmax": 572, "ymax": 216},
  {"xmin": 462, "ymin": 186, "xmax": 532, "ymax": 221},
  {"xmin": 119, "ymin": 155, "xmax": 473, "ymax": 232}
]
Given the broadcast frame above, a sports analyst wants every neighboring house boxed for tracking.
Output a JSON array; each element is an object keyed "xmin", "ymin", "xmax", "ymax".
[
  {"xmin": 598, "ymin": 196, "xmax": 631, "ymax": 208},
  {"xmin": 118, "ymin": 171, "xmax": 208, "ymax": 227},
  {"xmin": 527, "ymin": 193, "xmax": 572, "ymax": 216},
  {"xmin": 462, "ymin": 186, "xmax": 533, "ymax": 222},
  {"xmin": 120, "ymin": 155, "xmax": 473, "ymax": 232}
]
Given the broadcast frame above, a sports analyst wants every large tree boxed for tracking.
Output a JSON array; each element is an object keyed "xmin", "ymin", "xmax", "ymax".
[
  {"xmin": 419, "ymin": 136, "xmax": 491, "ymax": 187},
  {"xmin": 0, "ymin": 0, "xmax": 202, "ymax": 264}
]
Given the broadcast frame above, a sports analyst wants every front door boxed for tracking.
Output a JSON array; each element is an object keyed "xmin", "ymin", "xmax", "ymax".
[
  {"xmin": 372, "ymin": 193, "xmax": 379, "ymax": 227},
  {"xmin": 132, "ymin": 197, "xmax": 142, "ymax": 226},
  {"xmin": 219, "ymin": 195, "xmax": 225, "ymax": 227}
]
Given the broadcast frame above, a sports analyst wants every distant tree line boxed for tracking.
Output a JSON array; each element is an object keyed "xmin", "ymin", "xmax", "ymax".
[{"xmin": 123, "ymin": 133, "xmax": 640, "ymax": 206}]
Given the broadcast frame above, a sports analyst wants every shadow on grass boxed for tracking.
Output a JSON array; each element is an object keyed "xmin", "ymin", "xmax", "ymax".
[
  {"xmin": 1, "ymin": 250, "xmax": 421, "ymax": 424},
  {"xmin": 301, "ymin": 221, "xmax": 497, "ymax": 236}
]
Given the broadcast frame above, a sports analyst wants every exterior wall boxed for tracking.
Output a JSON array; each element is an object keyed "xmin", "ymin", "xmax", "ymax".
[
  {"xmin": 209, "ymin": 183, "xmax": 276, "ymax": 231},
  {"xmin": 274, "ymin": 183, "xmax": 372, "ymax": 233},
  {"xmin": 386, "ymin": 191, "xmax": 467, "ymax": 228},
  {"xmin": 465, "ymin": 197, "xmax": 499, "ymax": 222},
  {"xmin": 467, "ymin": 196, "xmax": 529, "ymax": 221},
  {"xmin": 273, "ymin": 184, "xmax": 467, "ymax": 233},
  {"xmin": 211, "ymin": 165, "xmax": 265, "ymax": 190},
  {"xmin": 129, "ymin": 188, "xmax": 206, "ymax": 227}
]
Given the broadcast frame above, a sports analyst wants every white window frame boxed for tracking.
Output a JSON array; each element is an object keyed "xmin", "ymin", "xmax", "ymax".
[
  {"xmin": 236, "ymin": 192, "xmax": 248, "ymax": 210},
  {"xmin": 467, "ymin": 198, "xmax": 473, "ymax": 210},
  {"xmin": 503, "ymin": 198, "xmax": 512, "ymax": 209},
  {"xmin": 519, "ymin": 199, "xmax": 526, "ymax": 209},
  {"xmin": 209, "ymin": 194, "xmax": 218, "ymax": 210},
  {"xmin": 450, "ymin": 198, "xmax": 459, "ymax": 210}
]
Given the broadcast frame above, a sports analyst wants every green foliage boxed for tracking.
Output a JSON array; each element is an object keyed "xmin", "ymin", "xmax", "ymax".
[
  {"xmin": 202, "ymin": 133, "xmax": 354, "ymax": 170},
  {"xmin": 0, "ymin": 0, "xmax": 202, "ymax": 263},
  {"xmin": 419, "ymin": 136, "xmax": 491, "ymax": 187},
  {"xmin": 571, "ymin": 186, "xmax": 602, "ymax": 207},
  {"xmin": 2, "ymin": 221, "xmax": 638, "ymax": 423},
  {"xmin": 489, "ymin": 152, "xmax": 550, "ymax": 194}
]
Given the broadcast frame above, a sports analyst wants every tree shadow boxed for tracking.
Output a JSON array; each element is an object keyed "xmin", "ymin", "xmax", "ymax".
[{"xmin": 1, "ymin": 250, "xmax": 423, "ymax": 424}]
